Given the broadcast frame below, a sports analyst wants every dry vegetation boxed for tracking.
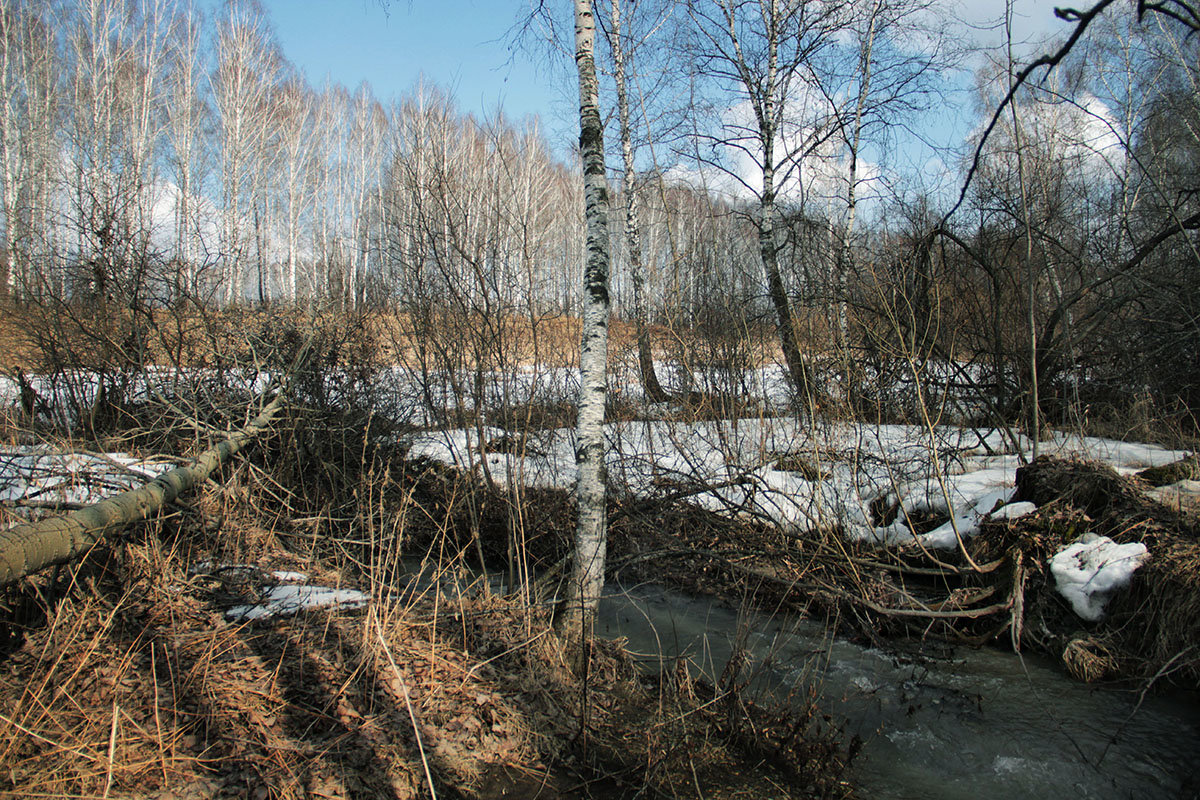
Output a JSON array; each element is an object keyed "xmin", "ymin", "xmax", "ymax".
[
  {"xmin": 0, "ymin": 461, "xmax": 853, "ymax": 800},
  {"xmin": 0, "ymin": 307, "xmax": 856, "ymax": 799},
  {"xmin": 606, "ymin": 453, "xmax": 1200, "ymax": 689},
  {"xmin": 0, "ymin": 286, "xmax": 1196, "ymax": 799}
]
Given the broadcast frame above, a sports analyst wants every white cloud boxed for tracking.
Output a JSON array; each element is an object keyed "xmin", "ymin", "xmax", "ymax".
[
  {"xmin": 673, "ymin": 90, "xmax": 884, "ymax": 217},
  {"xmin": 980, "ymin": 89, "xmax": 1127, "ymax": 182}
]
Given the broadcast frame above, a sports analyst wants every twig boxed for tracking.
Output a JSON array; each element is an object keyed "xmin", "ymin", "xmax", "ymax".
[
  {"xmin": 103, "ymin": 700, "xmax": 118, "ymax": 800},
  {"xmin": 1010, "ymin": 551, "xmax": 1025, "ymax": 653},
  {"xmin": 373, "ymin": 617, "xmax": 438, "ymax": 800},
  {"xmin": 614, "ymin": 547, "xmax": 1013, "ymax": 620},
  {"xmin": 0, "ymin": 709, "xmax": 103, "ymax": 763}
]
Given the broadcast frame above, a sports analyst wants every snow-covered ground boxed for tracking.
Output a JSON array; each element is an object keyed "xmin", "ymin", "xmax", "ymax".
[
  {"xmin": 408, "ymin": 417, "xmax": 1191, "ymax": 620},
  {"xmin": 408, "ymin": 418, "xmax": 1188, "ymax": 542},
  {"xmin": 0, "ymin": 446, "xmax": 173, "ymax": 509},
  {"xmin": 224, "ymin": 581, "xmax": 369, "ymax": 622},
  {"xmin": 0, "ymin": 367, "xmax": 275, "ymax": 428},
  {"xmin": 181, "ymin": 564, "xmax": 369, "ymax": 622},
  {"xmin": 1050, "ymin": 535, "xmax": 1150, "ymax": 621},
  {"xmin": 2, "ymin": 360, "xmax": 1191, "ymax": 622}
]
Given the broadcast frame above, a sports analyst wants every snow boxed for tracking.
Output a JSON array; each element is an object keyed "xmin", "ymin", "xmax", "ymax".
[
  {"xmin": 1050, "ymin": 534, "xmax": 1150, "ymax": 621},
  {"xmin": 404, "ymin": 404, "xmax": 1181, "ymax": 613},
  {"xmin": 0, "ymin": 447, "xmax": 172, "ymax": 509},
  {"xmin": 225, "ymin": 584, "xmax": 369, "ymax": 622},
  {"xmin": 188, "ymin": 564, "xmax": 366, "ymax": 621},
  {"xmin": 407, "ymin": 417, "xmax": 1188, "ymax": 550},
  {"xmin": 1145, "ymin": 479, "xmax": 1200, "ymax": 508},
  {"xmin": 990, "ymin": 501, "xmax": 1037, "ymax": 521},
  {"xmin": 0, "ymin": 367, "xmax": 275, "ymax": 428},
  {"xmin": 5, "ymin": 360, "xmax": 1185, "ymax": 624},
  {"xmin": 271, "ymin": 570, "xmax": 307, "ymax": 583}
]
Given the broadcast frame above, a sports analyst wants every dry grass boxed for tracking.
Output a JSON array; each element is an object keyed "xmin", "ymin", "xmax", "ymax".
[
  {"xmin": 996, "ymin": 457, "xmax": 1200, "ymax": 685},
  {"xmin": 0, "ymin": 423, "xmax": 853, "ymax": 800}
]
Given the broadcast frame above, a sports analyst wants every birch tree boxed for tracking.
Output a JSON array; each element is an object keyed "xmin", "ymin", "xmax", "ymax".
[
  {"xmin": 347, "ymin": 83, "xmax": 385, "ymax": 307},
  {"xmin": 826, "ymin": 0, "xmax": 950, "ymax": 407},
  {"xmin": 681, "ymin": 0, "xmax": 851, "ymax": 408},
  {"xmin": 213, "ymin": 0, "xmax": 277, "ymax": 304},
  {"xmin": 163, "ymin": 2, "xmax": 208, "ymax": 289},
  {"xmin": 0, "ymin": 2, "xmax": 56, "ymax": 299},
  {"xmin": 274, "ymin": 73, "xmax": 313, "ymax": 303},
  {"xmin": 558, "ymin": 0, "xmax": 612, "ymax": 656},
  {"xmin": 604, "ymin": 0, "xmax": 669, "ymax": 401}
]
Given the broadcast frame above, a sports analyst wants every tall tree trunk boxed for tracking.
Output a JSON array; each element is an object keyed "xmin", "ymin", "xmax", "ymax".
[
  {"xmin": 557, "ymin": 0, "xmax": 611, "ymax": 659},
  {"xmin": 835, "ymin": 0, "xmax": 881, "ymax": 412},
  {"xmin": 1006, "ymin": 0, "xmax": 1040, "ymax": 456},
  {"xmin": 752, "ymin": 0, "xmax": 816, "ymax": 409},
  {"xmin": 759, "ymin": 186, "xmax": 814, "ymax": 406},
  {"xmin": 610, "ymin": 0, "xmax": 668, "ymax": 403}
]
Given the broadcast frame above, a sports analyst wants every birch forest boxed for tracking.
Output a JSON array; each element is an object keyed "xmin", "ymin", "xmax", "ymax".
[
  {"xmin": 1, "ymin": 1, "xmax": 1200, "ymax": 798},
  {"xmin": 0, "ymin": 0, "xmax": 1195, "ymax": 425}
]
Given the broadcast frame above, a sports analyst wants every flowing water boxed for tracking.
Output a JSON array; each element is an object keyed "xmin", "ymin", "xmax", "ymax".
[{"xmin": 595, "ymin": 581, "xmax": 1199, "ymax": 800}]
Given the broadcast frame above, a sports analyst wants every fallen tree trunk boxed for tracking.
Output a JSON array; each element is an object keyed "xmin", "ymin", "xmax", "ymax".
[{"xmin": 0, "ymin": 393, "xmax": 286, "ymax": 587}]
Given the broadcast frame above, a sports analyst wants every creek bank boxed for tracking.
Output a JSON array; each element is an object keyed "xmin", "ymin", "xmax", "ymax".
[
  {"xmin": 0, "ymin": 530, "xmax": 854, "ymax": 800},
  {"xmin": 390, "ymin": 446, "xmax": 1200, "ymax": 797},
  {"xmin": 606, "ymin": 454, "xmax": 1200, "ymax": 689}
]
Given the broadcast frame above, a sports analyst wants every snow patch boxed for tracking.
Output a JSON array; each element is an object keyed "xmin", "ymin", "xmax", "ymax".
[
  {"xmin": 0, "ymin": 447, "xmax": 172, "ymax": 508},
  {"xmin": 271, "ymin": 570, "xmax": 307, "ymax": 583},
  {"xmin": 1050, "ymin": 534, "xmax": 1149, "ymax": 621},
  {"xmin": 405, "ymin": 411, "xmax": 1186, "ymax": 550},
  {"xmin": 990, "ymin": 501, "xmax": 1036, "ymax": 520}
]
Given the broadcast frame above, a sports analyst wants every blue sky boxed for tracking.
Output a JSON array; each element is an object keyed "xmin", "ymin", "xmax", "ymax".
[
  {"xmin": 253, "ymin": 0, "xmax": 1073, "ymax": 187},
  {"xmin": 257, "ymin": 1, "xmax": 1068, "ymax": 110},
  {"xmin": 261, "ymin": 1, "xmax": 575, "ymax": 141}
]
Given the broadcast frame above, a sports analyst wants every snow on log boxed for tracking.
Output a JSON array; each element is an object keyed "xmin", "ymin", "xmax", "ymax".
[{"xmin": 0, "ymin": 393, "xmax": 286, "ymax": 587}]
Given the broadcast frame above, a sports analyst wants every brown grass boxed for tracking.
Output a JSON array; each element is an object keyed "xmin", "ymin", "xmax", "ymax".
[{"xmin": 0, "ymin": 425, "xmax": 853, "ymax": 800}]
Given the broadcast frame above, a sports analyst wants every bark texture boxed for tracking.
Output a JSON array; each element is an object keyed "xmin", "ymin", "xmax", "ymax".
[
  {"xmin": 0, "ymin": 394, "xmax": 285, "ymax": 587},
  {"xmin": 558, "ymin": 0, "xmax": 612, "ymax": 651}
]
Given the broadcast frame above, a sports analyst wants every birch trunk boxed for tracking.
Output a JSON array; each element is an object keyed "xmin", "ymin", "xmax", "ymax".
[
  {"xmin": 610, "ymin": 0, "xmax": 668, "ymax": 403},
  {"xmin": 557, "ymin": 0, "xmax": 611, "ymax": 656},
  {"xmin": 835, "ymin": 0, "xmax": 881, "ymax": 408},
  {"xmin": 733, "ymin": 0, "xmax": 817, "ymax": 408},
  {"xmin": 0, "ymin": 394, "xmax": 286, "ymax": 587}
]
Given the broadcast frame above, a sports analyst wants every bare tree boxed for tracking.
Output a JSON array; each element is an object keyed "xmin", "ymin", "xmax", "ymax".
[
  {"xmin": 163, "ymin": 1, "xmax": 209, "ymax": 291},
  {"xmin": 602, "ymin": 0, "xmax": 670, "ymax": 402},
  {"xmin": 825, "ymin": 0, "xmax": 951, "ymax": 410},
  {"xmin": 274, "ymin": 72, "xmax": 313, "ymax": 303},
  {"xmin": 213, "ymin": 0, "xmax": 278, "ymax": 304},
  {"xmin": 0, "ymin": 2, "xmax": 56, "ymax": 300},
  {"xmin": 680, "ymin": 0, "xmax": 853, "ymax": 408}
]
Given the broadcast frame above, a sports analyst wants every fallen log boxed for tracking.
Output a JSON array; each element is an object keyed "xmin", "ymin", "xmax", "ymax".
[{"xmin": 0, "ymin": 393, "xmax": 286, "ymax": 587}]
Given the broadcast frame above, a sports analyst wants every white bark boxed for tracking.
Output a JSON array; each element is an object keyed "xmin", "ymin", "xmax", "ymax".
[
  {"xmin": 608, "ymin": 0, "xmax": 668, "ymax": 402},
  {"xmin": 164, "ymin": 4, "xmax": 206, "ymax": 285},
  {"xmin": 559, "ymin": 0, "xmax": 612, "ymax": 653},
  {"xmin": 213, "ymin": 1, "xmax": 277, "ymax": 304}
]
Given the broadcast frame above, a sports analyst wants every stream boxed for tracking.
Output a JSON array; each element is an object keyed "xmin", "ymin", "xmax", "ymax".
[{"xmin": 594, "ymin": 581, "xmax": 1199, "ymax": 800}]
